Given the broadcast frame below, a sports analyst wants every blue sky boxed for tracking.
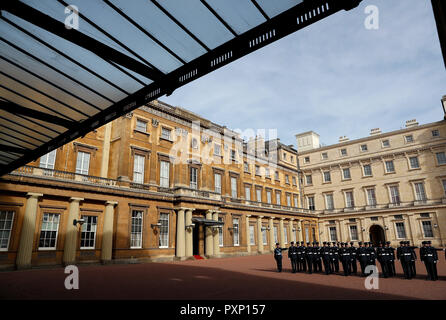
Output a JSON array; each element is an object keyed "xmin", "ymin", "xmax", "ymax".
[{"xmin": 162, "ymin": 0, "xmax": 446, "ymax": 147}]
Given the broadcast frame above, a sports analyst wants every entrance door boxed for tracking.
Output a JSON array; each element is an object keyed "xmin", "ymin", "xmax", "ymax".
[
  {"xmin": 369, "ymin": 225, "xmax": 385, "ymax": 246},
  {"xmin": 193, "ymin": 224, "xmax": 200, "ymax": 255}
]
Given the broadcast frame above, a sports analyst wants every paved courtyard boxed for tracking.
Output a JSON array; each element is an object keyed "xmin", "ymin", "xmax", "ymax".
[{"xmin": 1, "ymin": 253, "xmax": 446, "ymax": 300}]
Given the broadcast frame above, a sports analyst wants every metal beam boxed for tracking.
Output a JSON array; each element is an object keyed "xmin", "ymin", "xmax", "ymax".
[
  {"xmin": 250, "ymin": 0, "xmax": 270, "ymax": 20},
  {"xmin": 200, "ymin": 0, "xmax": 238, "ymax": 37},
  {"xmin": 0, "ymin": 100, "xmax": 76, "ymax": 129},
  {"xmin": 0, "ymin": 144, "xmax": 28, "ymax": 154},
  {"xmin": 432, "ymin": 0, "xmax": 446, "ymax": 69},
  {"xmin": 1, "ymin": 1, "xmax": 164, "ymax": 81}
]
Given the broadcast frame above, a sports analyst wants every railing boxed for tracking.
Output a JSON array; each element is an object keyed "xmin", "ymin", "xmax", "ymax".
[{"xmin": 173, "ymin": 187, "xmax": 222, "ymax": 201}]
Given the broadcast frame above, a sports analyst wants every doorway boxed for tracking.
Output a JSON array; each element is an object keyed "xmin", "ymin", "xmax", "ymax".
[{"xmin": 369, "ymin": 225, "xmax": 385, "ymax": 246}]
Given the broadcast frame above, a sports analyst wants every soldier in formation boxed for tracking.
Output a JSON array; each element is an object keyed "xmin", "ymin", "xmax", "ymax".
[
  {"xmin": 297, "ymin": 241, "xmax": 307, "ymax": 272},
  {"xmin": 273, "ymin": 242, "xmax": 288, "ymax": 272},
  {"xmin": 330, "ymin": 242, "xmax": 340, "ymax": 273},
  {"xmin": 288, "ymin": 241, "xmax": 298, "ymax": 273},
  {"xmin": 321, "ymin": 242, "xmax": 332, "ymax": 275}
]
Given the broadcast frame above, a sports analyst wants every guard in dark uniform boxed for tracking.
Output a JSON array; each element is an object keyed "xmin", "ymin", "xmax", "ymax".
[
  {"xmin": 339, "ymin": 242, "xmax": 351, "ymax": 276},
  {"xmin": 421, "ymin": 241, "xmax": 442, "ymax": 281},
  {"xmin": 330, "ymin": 241, "xmax": 340, "ymax": 273},
  {"xmin": 305, "ymin": 242, "xmax": 313, "ymax": 274},
  {"xmin": 376, "ymin": 242, "xmax": 389, "ymax": 278},
  {"xmin": 273, "ymin": 243, "xmax": 288, "ymax": 272},
  {"xmin": 288, "ymin": 241, "xmax": 298, "ymax": 273},
  {"xmin": 348, "ymin": 242, "xmax": 357, "ymax": 275},
  {"xmin": 398, "ymin": 241, "xmax": 413, "ymax": 279},
  {"xmin": 407, "ymin": 241, "xmax": 417, "ymax": 277},
  {"xmin": 368, "ymin": 242, "xmax": 376, "ymax": 266},
  {"xmin": 312, "ymin": 242, "xmax": 322, "ymax": 273},
  {"xmin": 321, "ymin": 242, "xmax": 332, "ymax": 275},
  {"xmin": 298, "ymin": 241, "xmax": 307, "ymax": 272},
  {"xmin": 357, "ymin": 242, "xmax": 367, "ymax": 276},
  {"xmin": 385, "ymin": 241, "xmax": 396, "ymax": 277}
]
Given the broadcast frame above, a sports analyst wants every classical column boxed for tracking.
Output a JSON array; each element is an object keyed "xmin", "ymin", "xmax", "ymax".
[
  {"xmin": 63, "ymin": 197, "xmax": 84, "ymax": 266},
  {"xmin": 257, "ymin": 216, "xmax": 264, "ymax": 253},
  {"xmin": 279, "ymin": 218, "xmax": 285, "ymax": 247},
  {"xmin": 336, "ymin": 220, "xmax": 343, "ymax": 243},
  {"xmin": 297, "ymin": 219, "xmax": 303, "ymax": 242},
  {"xmin": 16, "ymin": 193, "xmax": 43, "ymax": 269},
  {"xmin": 246, "ymin": 215, "xmax": 251, "ymax": 253},
  {"xmin": 269, "ymin": 217, "xmax": 274, "ymax": 251},
  {"xmin": 406, "ymin": 214, "xmax": 418, "ymax": 244},
  {"xmin": 205, "ymin": 210, "xmax": 214, "ymax": 257},
  {"xmin": 176, "ymin": 209, "xmax": 185, "ymax": 258},
  {"xmin": 289, "ymin": 219, "xmax": 294, "ymax": 243},
  {"xmin": 213, "ymin": 211, "xmax": 220, "ymax": 256},
  {"xmin": 185, "ymin": 208, "xmax": 194, "ymax": 257},
  {"xmin": 382, "ymin": 215, "xmax": 392, "ymax": 243},
  {"xmin": 101, "ymin": 201, "xmax": 117, "ymax": 263}
]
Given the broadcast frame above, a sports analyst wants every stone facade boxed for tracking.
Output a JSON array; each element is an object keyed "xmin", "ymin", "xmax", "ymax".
[
  {"xmin": 297, "ymin": 119, "xmax": 446, "ymax": 247},
  {"xmin": 0, "ymin": 100, "xmax": 317, "ymax": 269}
]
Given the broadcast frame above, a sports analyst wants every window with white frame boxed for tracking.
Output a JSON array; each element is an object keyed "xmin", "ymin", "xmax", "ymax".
[
  {"xmin": 244, "ymin": 162, "xmax": 249, "ymax": 172},
  {"xmin": 414, "ymin": 182, "xmax": 427, "ymax": 201},
  {"xmin": 340, "ymin": 148, "xmax": 347, "ymax": 156},
  {"xmin": 249, "ymin": 225, "xmax": 255, "ymax": 245},
  {"xmin": 389, "ymin": 185, "xmax": 400, "ymax": 205},
  {"xmin": 395, "ymin": 222, "xmax": 406, "ymax": 239},
  {"xmin": 385, "ymin": 160, "xmax": 395, "ymax": 173},
  {"xmin": 292, "ymin": 176, "xmax": 297, "ymax": 185},
  {"xmin": 265, "ymin": 167, "xmax": 270, "ymax": 178},
  {"xmin": 366, "ymin": 188, "xmax": 377, "ymax": 206},
  {"xmin": 214, "ymin": 173, "xmax": 221, "ymax": 194},
  {"xmin": 436, "ymin": 152, "xmax": 446, "ymax": 165},
  {"xmin": 382, "ymin": 139, "xmax": 390, "ymax": 148},
  {"xmin": 159, "ymin": 213, "xmax": 169, "ymax": 248},
  {"xmin": 286, "ymin": 194, "xmax": 291, "ymax": 207},
  {"xmin": 245, "ymin": 186, "xmax": 251, "ymax": 201},
  {"xmin": 80, "ymin": 216, "xmax": 97, "ymax": 249},
  {"xmin": 363, "ymin": 164, "xmax": 372, "ymax": 176},
  {"xmin": 135, "ymin": 119, "xmax": 147, "ymax": 132},
  {"xmin": 323, "ymin": 171, "xmax": 331, "ymax": 182},
  {"xmin": 273, "ymin": 226, "xmax": 278, "ymax": 243},
  {"xmin": 255, "ymin": 165, "xmax": 260, "ymax": 175},
  {"xmin": 329, "ymin": 227, "xmax": 337, "ymax": 242},
  {"xmin": 442, "ymin": 179, "xmax": 446, "ymax": 197},
  {"xmin": 294, "ymin": 196, "xmax": 298, "ymax": 208},
  {"xmin": 304, "ymin": 227, "xmax": 309, "ymax": 243},
  {"xmin": 307, "ymin": 196, "xmax": 315, "ymax": 210},
  {"xmin": 275, "ymin": 171, "xmax": 279, "ymax": 180},
  {"xmin": 190, "ymin": 167, "xmax": 198, "ymax": 189},
  {"xmin": 218, "ymin": 217, "xmax": 224, "ymax": 246},
  {"xmin": 321, "ymin": 152, "xmax": 328, "ymax": 160},
  {"xmin": 422, "ymin": 221, "xmax": 434, "ymax": 238},
  {"xmin": 349, "ymin": 225, "xmax": 359, "ymax": 241},
  {"xmin": 284, "ymin": 227, "xmax": 288, "ymax": 244},
  {"xmin": 39, "ymin": 213, "xmax": 60, "ymax": 249},
  {"xmin": 214, "ymin": 144, "xmax": 221, "ymax": 156},
  {"xmin": 133, "ymin": 154, "xmax": 145, "ymax": 184},
  {"xmin": 230, "ymin": 150, "xmax": 237, "ymax": 162},
  {"xmin": 39, "ymin": 149, "xmax": 56, "ymax": 173},
  {"xmin": 304, "ymin": 156, "xmax": 310, "ymax": 163},
  {"xmin": 191, "ymin": 137, "xmax": 199, "ymax": 149},
  {"xmin": 345, "ymin": 191, "xmax": 354, "ymax": 208},
  {"xmin": 262, "ymin": 227, "xmax": 267, "ymax": 245},
  {"xmin": 0, "ymin": 210, "xmax": 14, "ymax": 250},
  {"xmin": 231, "ymin": 177, "xmax": 238, "ymax": 198},
  {"xmin": 405, "ymin": 135, "xmax": 414, "ymax": 143},
  {"xmin": 256, "ymin": 188, "xmax": 262, "ymax": 202},
  {"xmin": 159, "ymin": 160, "xmax": 169, "ymax": 188},
  {"xmin": 306, "ymin": 175, "xmax": 312, "ymax": 185},
  {"xmin": 432, "ymin": 129, "xmax": 440, "ymax": 137},
  {"xmin": 233, "ymin": 218, "xmax": 239, "ymax": 246},
  {"xmin": 266, "ymin": 190, "xmax": 272, "ymax": 204},
  {"xmin": 360, "ymin": 144, "xmax": 368, "ymax": 152},
  {"xmin": 409, "ymin": 156, "xmax": 420, "ymax": 169},
  {"xmin": 161, "ymin": 127, "xmax": 172, "ymax": 140},
  {"xmin": 343, "ymin": 168, "xmax": 351, "ymax": 180},
  {"xmin": 75, "ymin": 151, "xmax": 90, "ymax": 175},
  {"xmin": 130, "ymin": 210, "xmax": 143, "ymax": 248},
  {"xmin": 276, "ymin": 192, "xmax": 281, "ymax": 205},
  {"xmin": 285, "ymin": 175, "xmax": 290, "ymax": 184},
  {"xmin": 325, "ymin": 193, "xmax": 334, "ymax": 210}
]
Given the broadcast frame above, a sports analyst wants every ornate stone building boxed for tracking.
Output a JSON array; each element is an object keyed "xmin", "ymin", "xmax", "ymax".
[
  {"xmin": 296, "ymin": 119, "xmax": 446, "ymax": 247},
  {"xmin": 0, "ymin": 100, "xmax": 317, "ymax": 269}
]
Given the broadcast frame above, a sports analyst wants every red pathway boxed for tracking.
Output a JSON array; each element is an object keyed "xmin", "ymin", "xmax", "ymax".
[{"xmin": 1, "ymin": 253, "xmax": 445, "ymax": 300}]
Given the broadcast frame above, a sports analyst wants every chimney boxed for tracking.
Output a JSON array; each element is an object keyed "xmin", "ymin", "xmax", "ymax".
[
  {"xmin": 370, "ymin": 128, "xmax": 382, "ymax": 136},
  {"xmin": 405, "ymin": 119, "xmax": 419, "ymax": 128},
  {"xmin": 338, "ymin": 136, "xmax": 349, "ymax": 143}
]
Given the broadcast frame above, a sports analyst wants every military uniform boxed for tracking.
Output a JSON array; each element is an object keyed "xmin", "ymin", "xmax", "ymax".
[
  {"xmin": 385, "ymin": 242, "xmax": 396, "ymax": 277},
  {"xmin": 397, "ymin": 241, "xmax": 413, "ymax": 279},
  {"xmin": 407, "ymin": 241, "xmax": 417, "ymax": 277},
  {"xmin": 348, "ymin": 242, "xmax": 357, "ymax": 274},
  {"xmin": 368, "ymin": 242, "xmax": 376, "ymax": 266},
  {"xmin": 321, "ymin": 242, "xmax": 332, "ymax": 275},
  {"xmin": 330, "ymin": 242, "xmax": 340, "ymax": 273},
  {"xmin": 297, "ymin": 241, "xmax": 307, "ymax": 272},
  {"xmin": 273, "ymin": 243, "xmax": 288, "ymax": 272},
  {"xmin": 312, "ymin": 242, "xmax": 322, "ymax": 273},
  {"xmin": 376, "ymin": 242, "xmax": 389, "ymax": 278},
  {"xmin": 288, "ymin": 242, "xmax": 298, "ymax": 273},
  {"xmin": 357, "ymin": 242, "xmax": 368, "ymax": 276},
  {"xmin": 305, "ymin": 242, "xmax": 313, "ymax": 274},
  {"xmin": 420, "ymin": 241, "xmax": 441, "ymax": 281},
  {"xmin": 339, "ymin": 242, "xmax": 351, "ymax": 276}
]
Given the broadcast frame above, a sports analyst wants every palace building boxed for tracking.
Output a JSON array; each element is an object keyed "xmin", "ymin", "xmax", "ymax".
[
  {"xmin": 296, "ymin": 119, "xmax": 446, "ymax": 247},
  {"xmin": 0, "ymin": 100, "xmax": 317, "ymax": 270}
]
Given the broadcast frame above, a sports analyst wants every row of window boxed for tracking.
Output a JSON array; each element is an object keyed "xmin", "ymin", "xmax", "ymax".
[
  {"xmin": 327, "ymin": 219, "xmax": 434, "ymax": 242},
  {"xmin": 305, "ymin": 152, "xmax": 446, "ymax": 186},
  {"xmin": 244, "ymin": 162, "xmax": 297, "ymax": 185},
  {"xmin": 303, "ymin": 130, "xmax": 442, "ymax": 164}
]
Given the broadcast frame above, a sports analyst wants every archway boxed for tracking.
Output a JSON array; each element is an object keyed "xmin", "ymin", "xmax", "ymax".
[{"xmin": 369, "ymin": 225, "xmax": 385, "ymax": 246}]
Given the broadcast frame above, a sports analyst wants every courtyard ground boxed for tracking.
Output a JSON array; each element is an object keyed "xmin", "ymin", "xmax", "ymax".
[{"xmin": 1, "ymin": 253, "xmax": 445, "ymax": 300}]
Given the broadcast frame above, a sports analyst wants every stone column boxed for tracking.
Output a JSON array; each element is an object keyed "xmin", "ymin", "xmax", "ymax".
[
  {"xmin": 257, "ymin": 216, "xmax": 264, "ymax": 253},
  {"xmin": 246, "ymin": 215, "xmax": 251, "ymax": 253},
  {"xmin": 205, "ymin": 210, "xmax": 214, "ymax": 257},
  {"xmin": 176, "ymin": 209, "xmax": 185, "ymax": 258},
  {"xmin": 269, "ymin": 217, "xmax": 274, "ymax": 251},
  {"xmin": 185, "ymin": 208, "xmax": 194, "ymax": 257},
  {"xmin": 382, "ymin": 215, "xmax": 392, "ymax": 243},
  {"xmin": 63, "ymin": 197, "xmax": 84, "ymax": 266},
  {"xmin": 279, "ymin": 218, "xmax": 285, "ymax": 247},
  {"xmin": 101, "ymin": 201, "xmax": 117, "ymax": 263},
  {"xmin": 406, "ymin": 214, "xmax": 418, "ymax": 244},
  {"xmin": 213, "ymin": 211, "xmax": 220, "ymax": 256},
  {"xmin": 289, "ymin": 219, "xmax": 294, "ymax": 243},
  {"xmin": 336, "ymin": 220, "xmax": 343, "ymax": 243},
  {"xmin": 16, "ymin": 193, "xmax": 43, "ymax": 269},
  {"xmin": 297, "ymin": 219, "xmax": 303, "ymax": 242}
]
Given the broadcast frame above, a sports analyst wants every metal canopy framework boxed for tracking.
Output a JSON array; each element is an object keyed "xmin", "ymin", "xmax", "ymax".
[{"xmin": 0, "ymin": 0, "xmax": 362, "ymax": 176}]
